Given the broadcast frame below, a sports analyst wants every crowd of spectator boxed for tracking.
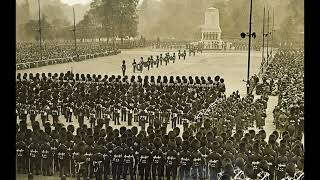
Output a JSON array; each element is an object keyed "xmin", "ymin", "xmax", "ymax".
[{"xmin": 16, "ymin": 41, "xmax": 118, "ymax": 64}]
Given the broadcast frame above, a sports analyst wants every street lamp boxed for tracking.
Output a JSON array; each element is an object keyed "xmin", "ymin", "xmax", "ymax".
[{"xmin": 240, "ymin": 0, "xmax": 256, "ymax": 95}]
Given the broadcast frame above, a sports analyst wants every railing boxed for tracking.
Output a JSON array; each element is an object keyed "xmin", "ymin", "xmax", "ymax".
[{"xmin": 16, "ymin": 50, "xmax": 121, "ymax": 70}]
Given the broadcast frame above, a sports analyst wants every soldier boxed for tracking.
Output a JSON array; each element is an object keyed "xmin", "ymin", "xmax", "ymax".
[
  {"xmin": 166, "ymin": 140, "xmax": 179, "ymax": 180},
  {"xmin": 90, "ymin": 110, "xmax": 96, "ymax": 129},
  {"xmin": 121, "ymin": 103, "xmax": 127, "ymax": 122},
  {"xmin": 132, "ymin": 59, "xmax": 137, "ymax": 73},
  {"xmin": 66, "ymin": 105, "xmax": 73, "ymax": 123},
  {"xmin": 28, "ymin": 138, "xmax": 41, "ymax": 175},
  {"xmin": 172, "ymin": 52, "xmax": 176, "ymax": 63},
  {"xmin": 75, "ymin": 147, "xmax": 87, "ymax": 180},
  {"xmin": 40, "ymin": 141, "xmax": 51, "ymax": 176},
  {"xmin": 138, "ymin": 138, "xmax": 152, "ymax": 180},
  {"xmin": 29, "ymin": 105, "xmax": 37, "ymax": 124},
  {"xmin": 208, "ymin": 141, "xmax": 223, "ymax": 180},
  {"xmin": 123, "ymin": 138, "xmax": 135, "ymax": 180},
  {"xmin": 114, "ymin": 106, "xmax": 121, "ymax": 125},
  {"xmin": 52, "ymin": 106, "xmax": 59, "ymax": 126},
  {"xmin": 16, "ymin": 139, "xmax": 28, "ymax": 174},
  {"xmin": 178, "ymin": 50, "xmax": 181, "ymax": 60},
  {"xmin": 179, "ymin": 140, "xmax": 192, "ymax": 180},
  {"xmin": 92, "ymin": 147, "xmax": 104, "ymax": 180},
  {"xmin": 111, "ymin": 137, "xmax": 123, "ymax": 180},
  {"xmin": 183, "ymin": 50, "xmax": 186, "ymax": 60},
  {"xmin": 41, "ymin": 106, "xmax": 50, "ymax": 123},
  {"xmin": 156, "ymin": 56, "xmax": 160, "ymax": 68},
  {"xmin": 122, "ymin": 60, "xmax": 127, "ymax": 76},
  {"xmin": 160, "ymin": 54, "xmax": 163, "ymax": 65},
  {"xmin": 151, "ymin": 138, "xmax": 165, "ymax": 180},
  {"xmin": 191, "ymin": 139, "xmax": 203, "ymax": 180},
  {"xmin": 102, "ymin": 140, "xmax": 111, "ymax": 180},
  {"xmin": 71, "ymin": 140, "xmax": 81, "ymax": 177},
  {"xmin": 57, "ymin": 139, "xmax": 69, "ymax": 177},
  {"xmin": 128, "ymin": 106, "xmax": 134, "ymax": 126},
  {"xmin": 147, "ymin": 57, "xmax": 151, "ymax": 70},
  {"xmin": 84, "ymin": 136, "xmax": 95, "ymax": 178},
  {"xmin": 50, "ymin": 138, "xmax": 59, "ymax": 175},
  {"xmin": 233, "ymin": 157, "xmax": 246, "ymax": 180},
  {"xmin": 78, "ymin": 106, "xmax": 85, "ymax": 128},
  {"xmin": 199, "ymin": 138, "xmax": 210, "ymax": 179},
  {"xmin": 103, "ymin": 107, "xmax": 111, "ymax": 128}
]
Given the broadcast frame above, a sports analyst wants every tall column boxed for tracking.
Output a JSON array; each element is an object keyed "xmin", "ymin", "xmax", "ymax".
[{"xmin": 202, "ymin": 32, "xmax": 204, "ymax": 40}]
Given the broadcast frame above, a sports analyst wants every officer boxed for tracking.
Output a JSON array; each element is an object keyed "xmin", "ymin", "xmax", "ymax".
[
  {"xmin": 78, "ymin": 106, "xmax": 85, "ymax": 128},
  {"xmin": 132, "ymin": 59, "xmax": 137, "ymax": 73},
  {"xmin": 160, "ymin": 54, "xmax": 163, "ymax": 65},
  {"xmin": 122, "ymin": 60, "xmax": 127, "ymax": 76},
  {"xmin": 147, "ymin": 57, "xmax": 150, "ymax": 70},
  {"xmin": 156, "ymin": 56, "xmax": 160, "ymax": 68},
  {"xmin": 111, "ymin": 137, "xmax": 123, "ymax": 180},
  {"xmin": 122, "ymin": 138, "xmax": 135, "ymax": 180}
]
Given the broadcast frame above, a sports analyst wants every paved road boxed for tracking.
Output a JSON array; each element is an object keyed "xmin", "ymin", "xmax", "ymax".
[{"xmin": 17, "ymin": 49, "xmax": 262, "ymax": 96}]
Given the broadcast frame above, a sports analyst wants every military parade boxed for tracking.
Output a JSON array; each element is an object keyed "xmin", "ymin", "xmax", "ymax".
[{"xmin": 16, "ymin": 0, "xmax": 304, "ymax": 179}]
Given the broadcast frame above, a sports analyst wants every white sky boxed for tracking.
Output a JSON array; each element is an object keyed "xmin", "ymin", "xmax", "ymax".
[
  {"xmin": 61, "ymin": 0, "xmax": 149, "ymax": 6},
  {"xmin": 60, "ymin": 0, "xmax": 93, "ymax": 5}
]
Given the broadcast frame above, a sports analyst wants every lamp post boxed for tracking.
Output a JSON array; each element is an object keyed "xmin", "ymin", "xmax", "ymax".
[
  {"xmin": 72, "ymin": 7, "xmax": 78, "ymax": 60},
  {"xmin": 37, "ymin": 0, "xmax": 42, "ymax": 61},
  {"xmin": 240, "ymin": 0, "xmax": 256, "ymax": 95},
  {"xmin": 261, "ymin": 6, "xmax": 265, "ymax": 66}
]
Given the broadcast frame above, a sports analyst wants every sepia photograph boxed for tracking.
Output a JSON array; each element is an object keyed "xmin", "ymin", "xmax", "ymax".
[{"xmin": 16, "ymin": 0, "xmax": 304, "ymax": 179}]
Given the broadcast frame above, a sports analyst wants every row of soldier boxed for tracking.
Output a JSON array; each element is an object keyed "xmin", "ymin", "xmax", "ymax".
[
  {"xmin": 132, "ymin": 50, "xmax": 188, "ymax": 73},
  {"xmin": 16, "ymin": 72, "xmax": 226, "ymax": 133},
  {"xmin": 16, "ymin": 114, "xmax": 304, "ymax": 180}
]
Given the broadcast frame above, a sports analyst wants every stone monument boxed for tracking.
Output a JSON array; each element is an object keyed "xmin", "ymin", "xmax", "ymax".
[{"xmin": 201, "ymin": 6, "xmax": 223, "ymax": 49}]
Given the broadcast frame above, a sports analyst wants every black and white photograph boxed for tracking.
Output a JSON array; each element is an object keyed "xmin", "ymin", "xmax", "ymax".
[{"xmin": 16, "ymin": 0, "xmax": 304, "ymax": 179}]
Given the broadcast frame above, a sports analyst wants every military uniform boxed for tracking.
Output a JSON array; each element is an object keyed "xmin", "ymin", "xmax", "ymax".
[
  {"xmin": 92, "ymin": 152, "xmax": 104, "ymax": 180},
  {"xmin": 16, "ymin": 141, "xmax": 28, "ymax": 173},
  {"xmin": 151, "ymin": 148, "xmax": 165, "ymax": 180},
  {"xmin": 75, "ymin": 153, "xmax": 87, "ymax": 180},
  {"xmin": 123, "ymin": 146, "xmax": 135, "ymax": 179},
  {"xmin": 191, "ymin": 149, "xmax": 204, "ymax": 179},
  {"xmin": 138, "ymin": 146, "xmax": 151, "ymax": 180},
  {"xmin": 111, "ymin": 145, "xmax": 123, "ymax": 180},
  {"xmin": 179, "ymin": 149, "xmax": 192, "ymax": 179},
  {"xmin": 28, "ymin": 141, "xmax": 41, "ymax": 175},
  {"xmin": 40, "ymin": 142, "xmax": 51, "ymax": 176},
  {"xmin": 57, "ymin": 143, "xmax": 69, "ymax": 177},
  {"xmin": 84, "ymin": 144, "xmax": 95, "ymax": 178}
]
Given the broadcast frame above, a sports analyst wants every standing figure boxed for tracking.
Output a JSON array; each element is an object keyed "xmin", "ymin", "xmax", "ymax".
[{"xmin": 122, "ymin": 60, "xmax": 126, "ymax": 76}]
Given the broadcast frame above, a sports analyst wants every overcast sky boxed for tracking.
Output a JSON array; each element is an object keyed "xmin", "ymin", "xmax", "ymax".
[
  {"xmin": 61, "ymin": 0, "xmax": 92, "ymax": 5},
  {"xmin": 61, "ymin": 0, "xmax": 147, "ymax": 5}
]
